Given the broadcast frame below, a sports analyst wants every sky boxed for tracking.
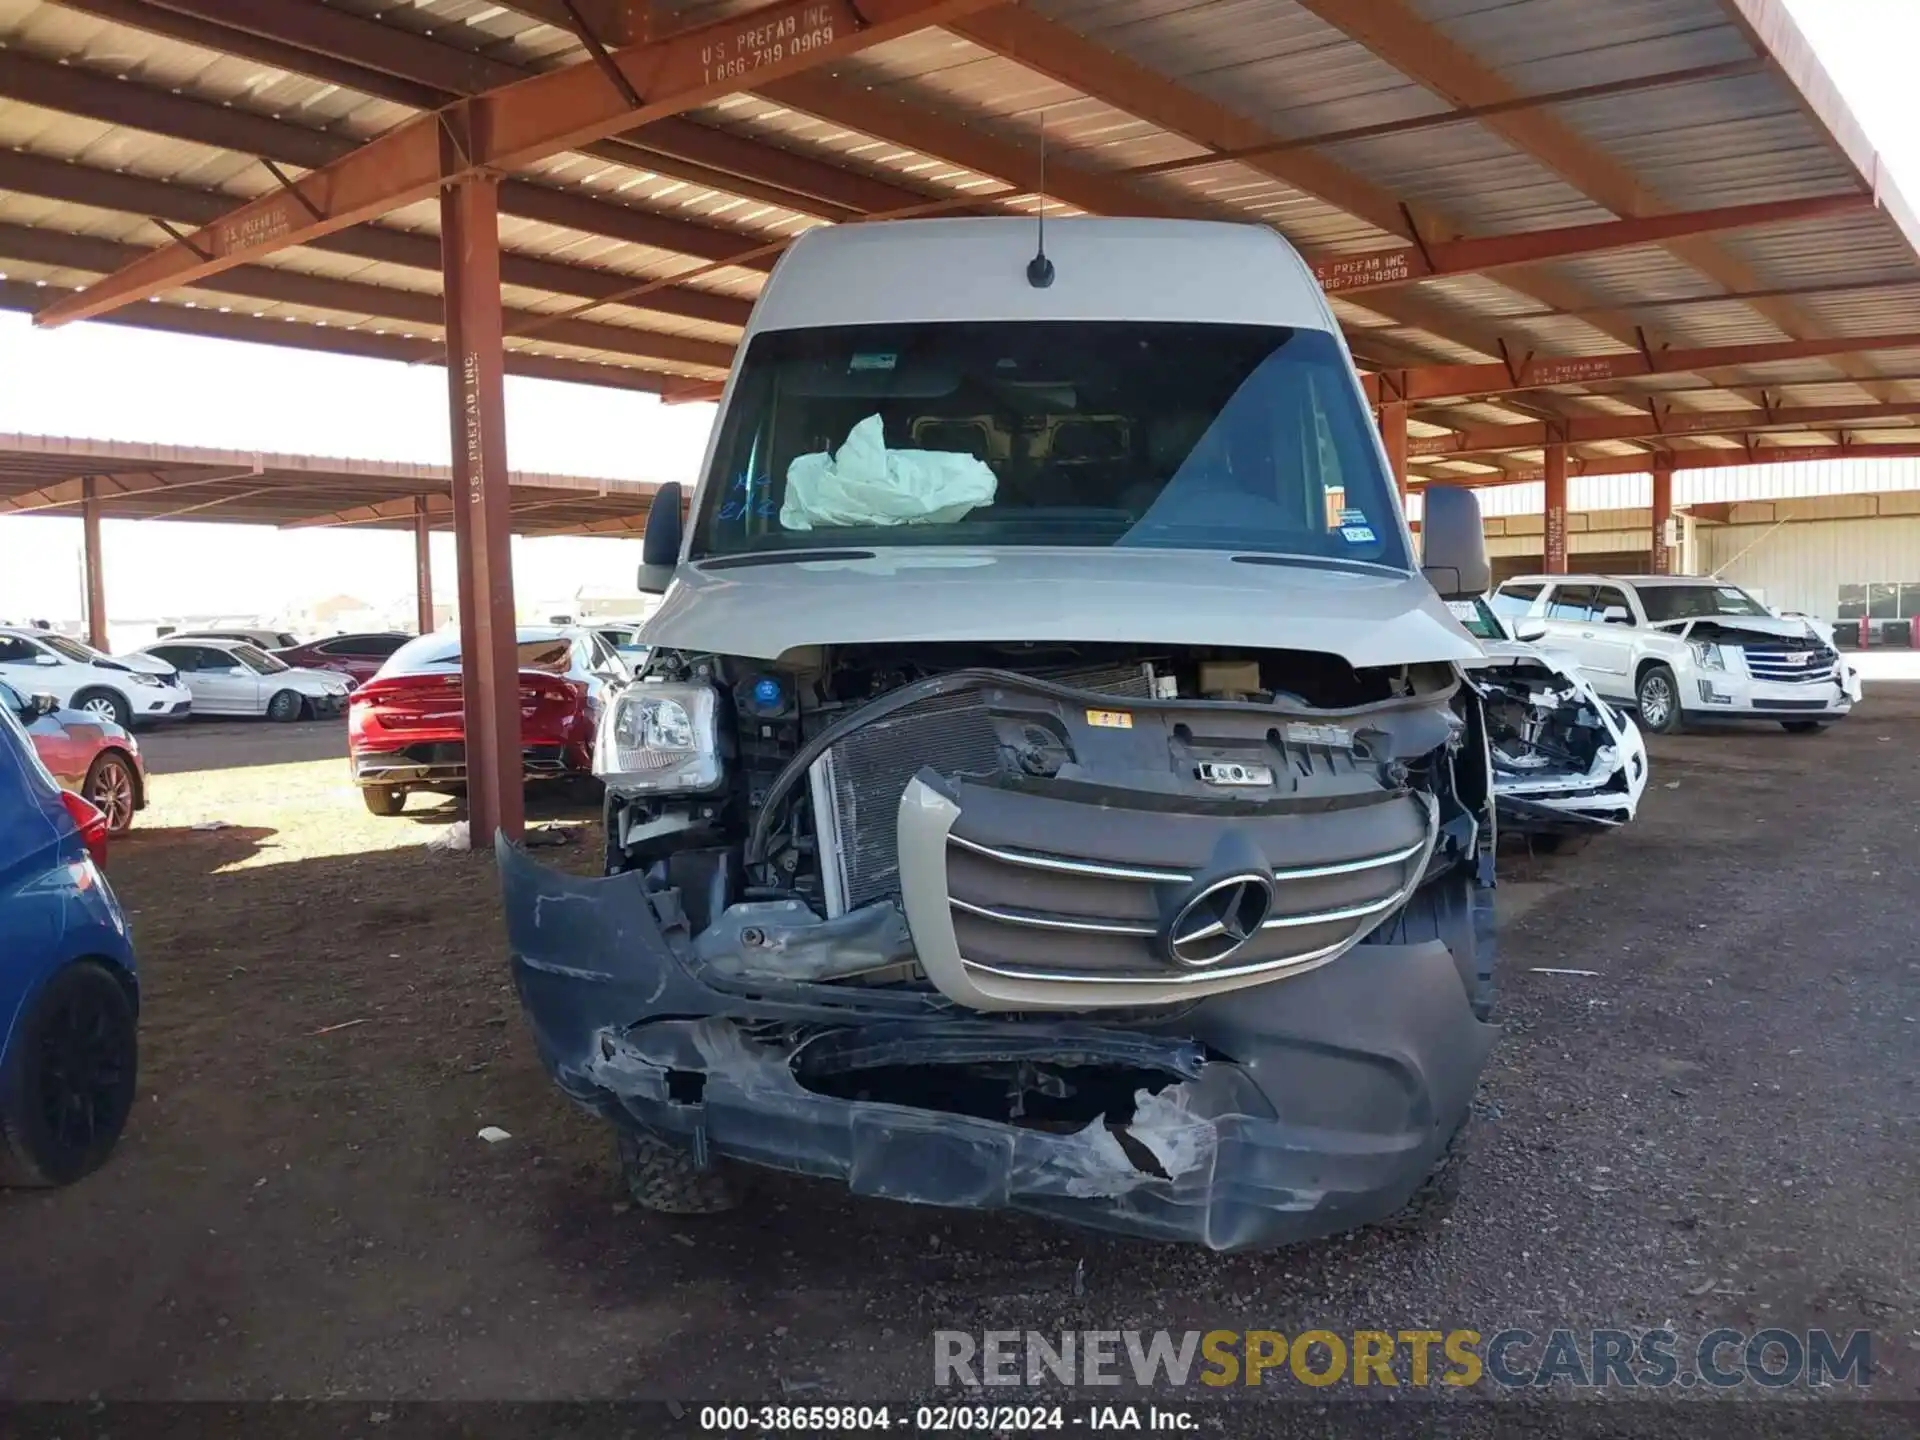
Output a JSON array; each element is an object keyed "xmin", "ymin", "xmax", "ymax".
[{"xmin": 0, "ymin": 0, "xmax": 1914, "ymax": 628}]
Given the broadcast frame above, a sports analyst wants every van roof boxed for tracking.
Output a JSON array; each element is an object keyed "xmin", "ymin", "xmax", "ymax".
[{"xmin": 747, "ymin": 218, "xmax": 1337, "ymax": 338}]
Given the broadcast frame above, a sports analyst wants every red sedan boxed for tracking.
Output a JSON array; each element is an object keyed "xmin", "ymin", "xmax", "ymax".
[
  {"xmin": 271, "ymin": 632, "xmax": 412, "ymax": 687},
  {"xmin": 347, "ymin": 627, "xmax": 628, "ymax": 816},
  {"xmin": 3, "ymin": 678, "xmax": 146, "ymax": 837}
]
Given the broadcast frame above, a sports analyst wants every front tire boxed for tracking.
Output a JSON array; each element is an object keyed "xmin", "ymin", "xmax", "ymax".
[
  {"xmin": 72, "ymin": 689, "xmax": 130, "ymax": 729},
  {"xmin": 266, "ymin": 689, "xmax": 305, "ymax": 723},
  {"xmin": 1781, "ymin": 720, "xmax": 1829, "ymax": 734},
  {"xmin": 361, "ymin": 785, "xmax": 407, "ymax": 816},
  {"xmin": 83, "ymin": 752, "xmax": 139, "ymax": 837},
  {"xmin": 1636, "ymin": 664, "xmax": 1685, "ymax": 734},
  {"xmin": 615, "ymin": 1128, "xmax": 742, "ymax": 1215},
  {"xmin": 0, "ymin": 961, "xmax": 138, "ymax": 1188}
]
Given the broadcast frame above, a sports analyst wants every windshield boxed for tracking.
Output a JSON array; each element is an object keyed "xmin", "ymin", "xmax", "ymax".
[
  {"xmin": 694, "ymin": 321, "xmax": 1407, "ymax": 569},
  {"xmin": 232, "ymin": 643, "xmax": 291, "ymax": 674},
  {"xmin": 38, "ymin": 634, "xmax": 98, "ymax": 663},
  {"xmin": 1638, "ymin": 584, "xmax": 1769, "ymax": 623},
  {"xmin": 1448, "ymin": 598, "xmax": 1507, "ymax": 642}
]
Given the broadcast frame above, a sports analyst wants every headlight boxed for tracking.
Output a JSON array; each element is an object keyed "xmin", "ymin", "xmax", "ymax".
[
  {"xmin": 1688, "ymin": 640, "xmax": 1726, "ymax": 671},
  {"xmin": 595, "ymin": 682, "xmax": 723, "ymax": 792},
  {"xmin": 127, "ymin": 671, "xmax": 164, "ymax": 688}
]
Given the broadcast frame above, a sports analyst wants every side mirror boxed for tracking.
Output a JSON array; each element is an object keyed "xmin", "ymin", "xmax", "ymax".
[
  {"xmin": 1602, "ymin": 606, "xmax": 1633, "ymax": 626},
  {"xmin": 1514, "ymin": 620, "xmax": 1549, "ymax": 643},
  {"xmin": 1418, "ymin": 486, "xmax": 1491, "ymax": 601},
  {"xmin": 637, "ymin": 481, "xmax": 683, "ymax": 596},
  {"xmin": 29, "ymin": 691, "xmax": 60, "ymax": 719}
]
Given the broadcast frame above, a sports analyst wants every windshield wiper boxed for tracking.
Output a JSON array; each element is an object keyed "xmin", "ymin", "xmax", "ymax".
[{"xmin": 698, "ymin": 548, "xmax": 878, "ymax": 571}]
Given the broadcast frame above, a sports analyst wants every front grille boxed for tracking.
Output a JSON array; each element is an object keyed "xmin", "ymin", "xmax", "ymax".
[
  {"xmin": 811, "ymin": 664, "xmax": 1157, "ymax": 915},
  {"xmin": 943, "ymin": 790, "xmax": 1438, "ymax": 990},
  {"xmin": 1743, "ymin": 645, "xmax": 1836, "ymax": 684}
]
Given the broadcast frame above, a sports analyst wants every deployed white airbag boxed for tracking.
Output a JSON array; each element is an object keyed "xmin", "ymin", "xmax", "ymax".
[{"xmin": 780, "ymin": 414, "xmax": 997, "ymax": 531}]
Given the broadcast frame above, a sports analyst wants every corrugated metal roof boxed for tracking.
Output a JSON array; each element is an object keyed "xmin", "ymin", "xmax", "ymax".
[{"xmin": 0, "ymin": 0, "xmax": 1913, "ymax": 483}]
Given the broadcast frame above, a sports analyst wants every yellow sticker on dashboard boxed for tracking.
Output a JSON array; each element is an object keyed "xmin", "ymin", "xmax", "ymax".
[{"xmin": 1087, "ymin": 709, "xmax": 1133, "ymax": 729}]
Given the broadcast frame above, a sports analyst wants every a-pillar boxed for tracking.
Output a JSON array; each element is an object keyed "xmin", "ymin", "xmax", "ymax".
[
  {"xmin": 440, "ymin": 173, "xmax": 524, "ymax": 845},
  {"xmin": 1543, "ymin": 444, "xmax": 1569, "ymax": 574},
  {"xmin": 1378, "ymin": 400, "xmax": 1409, "ymax": 501},
  {"xmin": 82, "ymin": 475, "xmax": 109, "ymax": 651},
  {"xmin": 413, "ymin": 495, "xmax": 436, "ymax": 635},
  {"xmin": 1650, "ymin": 463, "xmax": 1674, "ymax": 574}
]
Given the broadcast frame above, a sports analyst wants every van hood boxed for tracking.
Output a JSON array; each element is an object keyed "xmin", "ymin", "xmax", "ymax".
[{"xmin": 645, "ymin": 548, "xmax": 1482, "ymax": 668}]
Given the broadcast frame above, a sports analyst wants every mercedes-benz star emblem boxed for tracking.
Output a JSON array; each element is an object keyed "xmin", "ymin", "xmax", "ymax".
[{"xmin": 1162, "ymin": 873, "xmax": 1275, "ymax": 968}]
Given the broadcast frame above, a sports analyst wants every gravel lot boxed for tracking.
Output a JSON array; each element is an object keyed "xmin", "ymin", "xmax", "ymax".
[{"xmin": 1, "ymin": 696, "xmax": 1914, "ymax": 1419}]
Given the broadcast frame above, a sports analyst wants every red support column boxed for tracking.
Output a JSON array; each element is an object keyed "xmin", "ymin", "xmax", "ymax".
[
  {"xmin": 82, "ymin": 475, "xmax": 109, "ymax": 651},
  {"xmin": 1543, "ymin": 444, "xmax": 1569, "ymax": 574},
  {"xmin": 1650, "ymin": 464, "xmax": 1674, "ymax": 574},
  {"xmin": 1378, "ymin": 400, "xmax": 1410, "ymax": 501},
  {"xmin": 440, "ymin": 174, "xmax": 524, "ymax": 845},
  {"xmin": 413, "ymin": 495, "xmax": 436, "ymax": 635}
]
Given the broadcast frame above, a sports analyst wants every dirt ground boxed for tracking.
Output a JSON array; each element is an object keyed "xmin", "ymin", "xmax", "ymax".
[{"xmin": 1, "ymin": 697, "xmax": 1915, "ymax": 1413}]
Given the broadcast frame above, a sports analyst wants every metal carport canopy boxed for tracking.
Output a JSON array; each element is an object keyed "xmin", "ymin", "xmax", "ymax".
[{"xmin": 7, "ymin": 0, "xmax": 1920, "ymax": 835}]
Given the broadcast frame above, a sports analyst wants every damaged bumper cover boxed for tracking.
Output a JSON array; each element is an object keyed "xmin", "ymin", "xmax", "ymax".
[{"xmin": 499, "ymin": 838, "xmax": 1495, "ymax": 1252}]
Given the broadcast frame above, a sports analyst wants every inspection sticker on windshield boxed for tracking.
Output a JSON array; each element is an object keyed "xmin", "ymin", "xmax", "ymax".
[
  {"xmin": 1340, "ymin": 507, "xmax": 1370, "ymax": 525},
  {"xmin": 1341, "ymin": 525, "xmax": 1377, "ymax": 543},
  {"xmin": 1447, "ymin": 600, "xmax": 1481, "ymax": 621},
  {"xmin": 1086, "ymin": 709, "xmax": 1134, "ymax": 730},
  {"xmin": 848, "ymin": 352, "xmax": 898, "ymax": 372}
]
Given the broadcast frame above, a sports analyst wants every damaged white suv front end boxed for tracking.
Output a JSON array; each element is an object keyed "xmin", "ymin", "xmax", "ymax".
[{"xmin": 1450, "ymin": 597, "xmax": 1648, "ymax": 840}]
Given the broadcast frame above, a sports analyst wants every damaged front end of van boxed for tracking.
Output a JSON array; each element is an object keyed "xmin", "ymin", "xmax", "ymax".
[{"xmin": 499, "ymin": 217, "xmax": 1504, "ymax": 1251}]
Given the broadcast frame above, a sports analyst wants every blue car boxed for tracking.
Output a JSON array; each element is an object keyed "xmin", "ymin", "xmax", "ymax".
[{"xmin": 0, "ymin": 693, "xmax": 139, "ymax": 1187}]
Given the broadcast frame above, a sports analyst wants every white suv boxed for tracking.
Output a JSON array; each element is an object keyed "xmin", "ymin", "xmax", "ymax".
[
  {"xmin": 0, "ymin": 627, "xmax": 194, "ymax": 728},
  {"xmin": 1491, "ymin": 574, "xmax": 1863, "ymax": 734}
]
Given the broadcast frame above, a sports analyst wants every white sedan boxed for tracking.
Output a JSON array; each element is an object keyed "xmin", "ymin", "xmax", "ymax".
[
  {"xmin": 136, "ymin": 636, "xmax": 352, "ymax": 721},
  {"xmin": 0, "ymin": 626, "xmax": 194, "ymax": 728}
]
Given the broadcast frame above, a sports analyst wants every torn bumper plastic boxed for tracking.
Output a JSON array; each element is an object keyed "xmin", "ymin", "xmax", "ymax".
[{"xmin": 499, "ymin": 838, "xmax": 1496, "ymax": 1252}]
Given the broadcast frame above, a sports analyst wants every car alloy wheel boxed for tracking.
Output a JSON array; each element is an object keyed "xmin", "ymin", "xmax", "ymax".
[
  {"xmin": 37, "ymin": 976, "xmax": 135, "ymax": 1161},
  {"xmin": 1638, "ymin": 674, "xmax": 1673, "ymax": 729},
  {"xmin": 81, "ymin": 695, "xmax": 119, "ymax": 722},
  {"xmin": 86, "ymin": 756, "xmax": 137, "ymax": 837}
]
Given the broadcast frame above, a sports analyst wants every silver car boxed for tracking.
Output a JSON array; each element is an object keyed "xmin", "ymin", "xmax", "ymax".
[{"xmin": 135, "ymin": 637, "xmax": 352, "ymax": 721}]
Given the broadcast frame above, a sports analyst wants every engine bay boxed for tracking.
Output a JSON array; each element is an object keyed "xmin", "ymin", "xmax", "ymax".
[{"xmin": 600, "ymin": 641, "xmax": 1472, "ymax": 973}]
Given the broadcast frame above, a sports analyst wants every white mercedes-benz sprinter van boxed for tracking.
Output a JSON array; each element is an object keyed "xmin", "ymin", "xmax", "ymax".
[{"xmin": 502, "ymin": 218, "xmax": 1500, "ymax": 1250}]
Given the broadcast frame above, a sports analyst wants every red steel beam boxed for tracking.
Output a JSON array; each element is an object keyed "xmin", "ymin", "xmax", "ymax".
[
  {"xmin": 1378, "ymin": 402, "xmax": 1409, "ymax": 499},
  {"xmin": 1650, "ymin": 464, "xmax": 1675, "ymax": 574},
  {"xmin": 1409, "ymin": 402, "xmax": 1920, "ymax": 457},
  {"xmin": 442, "ymin": 175, "xmax": 523, "ymax": 846},
  {"xmin": 33, "ymin": 0, "xmax": 1004, "ymax": 328},
  {"xmin": 1542, "ymin": 446, "xmax": 1569, "ymax": 574},
  {"xmin": 1411, "ymin": 442, "xmax": 1920, "ymax": 487},
  {"xmin": 414, "ymin": 495, "xmax": 436, "ymax": 635},
  {"xmin": 1312, "ymin": 193, "xmax": 1873, "ymax": 297},
  {"xmin": 0, "ymin": 222, "xmax": 734, "ymax": 373},
  {"xmin": 1365, "ymin": 330, "xmax": 1920, "ymax": 405},
  {"xmin": 0, "ymin": 280, "xmax": 671, "ymax": 393},
  {"xmin": 82, "ymin": 477, "xmax": 109, "ymax": 651},
  {"xmin": 0, "ymin": 151, "xmax": 753, "ymax": 330}
]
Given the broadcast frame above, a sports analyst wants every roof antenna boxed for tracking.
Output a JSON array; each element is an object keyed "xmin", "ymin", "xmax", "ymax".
[{"xmin": 1027, "ymin": 109, "xmax": 1055, "ymax": 289}]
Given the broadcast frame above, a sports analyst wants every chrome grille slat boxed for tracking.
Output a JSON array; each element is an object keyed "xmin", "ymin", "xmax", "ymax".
[
  {"xmin": 948, "ymin": 897, "xmax": 1158, "ymax": 937},
  {"xmin": 1743, "ymin": 645, "xmax": 1837, "ymax": 684},
  {"xmin": 947, "ymin": 795, "xmax": 1442, "ymax": 989},
  {"xmin": 946, "ymin": 831, "xmax": 1429, "ymax": 886}
]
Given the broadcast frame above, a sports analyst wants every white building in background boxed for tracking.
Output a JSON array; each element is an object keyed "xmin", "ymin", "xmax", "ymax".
[{"xmin": 1411, "ymin": 457, "xmax": 1920, "ymax": 632}]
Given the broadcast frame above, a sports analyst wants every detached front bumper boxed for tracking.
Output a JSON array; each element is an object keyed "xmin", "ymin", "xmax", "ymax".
[{"xmin": 499, "ymin": 840, "xmax": 1496, "ymax": 1252}]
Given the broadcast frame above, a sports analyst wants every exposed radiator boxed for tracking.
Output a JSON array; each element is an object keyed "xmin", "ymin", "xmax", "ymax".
[{"xmin": 809, "ymin": 663, "xmax": 1156, "ymax": 916}]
